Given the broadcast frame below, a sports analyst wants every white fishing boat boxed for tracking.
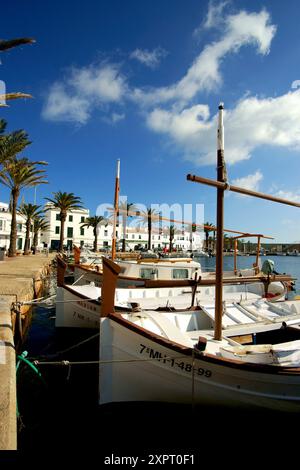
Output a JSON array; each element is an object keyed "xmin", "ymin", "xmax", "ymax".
[
  {"xmin": 72, "ymin": 249, "xmax": 289, "ymax": 305},
  {"xmin": 99, "ymin": 103, "xmax": 300, "ymax": 413},
  {"xmin": 99, "ymin": 257, "xmax": 300, "ymax": 412},
  {"xmin": 73, "ymin": 256, "xmax": 202, "ymax": 287},
  {"xmin": 56, "ymin": 256, "xmax": 290, "ymax": 328}
]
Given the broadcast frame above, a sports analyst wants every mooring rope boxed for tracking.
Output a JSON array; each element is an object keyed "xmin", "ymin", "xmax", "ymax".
[{"xmin": 33, "ymin": 355, "xmax": 190, "ymax": 366}]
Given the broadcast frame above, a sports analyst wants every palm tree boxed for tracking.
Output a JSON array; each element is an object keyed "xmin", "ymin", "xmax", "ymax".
[
  {"xmin": 45, "ymin": 192, "xmax": 83, "ymax": 252},
  {"xmin": 0, "ymin": 158, "xmax": 48, "ymax": 257},
  {"xmin": 0, "ymin": 37, "xmax": 35, "ymax": 52},
  {"xmin": 32, "ymin": 216, "xmax": 50, "ymax": 253},
  {"xmin": 0, "ymin": 121, "xmax": 31, "ymax": 165},
  {"xmin": 81, "ymin": 216, "xmax": 109, "ymax": 252},
  {"xmin": 118, "ymin": 201, "xmax": 137, "ymax": 252},
  {"xmin": 185, "ymin": 222, "xmax": 197, "ymax": 251},
  {"xmin": 0, "ymin": 93, "xmax": 32, "ymax": 108},
  {"xmin": 18, "ymin": 203, "xmax": 44, "ymax": 254},
  {"xmin": 204, "ymin": 222, "xmax": 214, "ymax": 252},
  {"xmin": 167, "ymin": 225, "xmax": 180, "ymax": 252},
  {"xmin": 223, "ymin": 234, "xmax": 231, "ymax": 252},
  {"xmin": 0, "ymin": 37, "xmax": 35, "ymax": 107},
  {"xmin": 139, "ymin": 208, "xmax": 159, "ymax": 250}
]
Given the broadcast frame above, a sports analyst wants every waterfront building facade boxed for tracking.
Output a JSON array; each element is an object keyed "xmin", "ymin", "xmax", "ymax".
[
  {"xmin": 0, "ymin": 202, "xmax": 27, "ymax": 251},
  {"xmin": 41, "ymin": 205, "xmax": 204, "ymax": 252},
  {"xmin": 0, "ymin": 201, "xmax": 204, "ymax": 252},
  {"xmin": 41, "ymin": 204, "xmax": 94, "ymax": 250}
]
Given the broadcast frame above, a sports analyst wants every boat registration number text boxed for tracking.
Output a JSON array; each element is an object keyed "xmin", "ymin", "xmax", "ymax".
[{"xmin": 139, "ymin": 344, "xmax": 212, "ymax": 377}]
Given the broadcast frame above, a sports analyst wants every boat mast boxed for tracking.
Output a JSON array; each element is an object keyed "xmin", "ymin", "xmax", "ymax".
[
  {"xmin": 215, "ymin": 103, "xmax": 226, "ymax": 341},
  {"xmin": 111, "ymin": 159, "xmax": 120, "ymax": 261}
]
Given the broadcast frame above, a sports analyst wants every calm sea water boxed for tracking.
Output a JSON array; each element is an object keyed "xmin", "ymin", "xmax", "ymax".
[
  {"xmin": 16, "ymin": 256, "xmax": 300, "ymax": 460},
  {"xmin": 199, "ymin": 254, "xmax": 300, "ymax": 296}
]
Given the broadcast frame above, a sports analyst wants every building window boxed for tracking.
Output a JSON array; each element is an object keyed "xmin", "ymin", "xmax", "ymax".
[
  {"xmin": 80, "ymin": 228, "xmax": 84, "ymax": 236},
  {"xmin": 0, "ymin": 220, "xmax": 4, "ymax": 231},
  {"xmin": 132, "ymin": 234, "xmax": 135, "ymax": 239},
  {"xmin": 104, "ymin": 230, "xmax": 108, "ymax": 237},
  {"xmin": 139, "ymin": 235, "xmax": 141, "ymax": 240},
  {"xmin": 67, "ymin": 227, "xmax": 73, "ymax": 238},
  {"xmin": 69, "ymin": 215, "xmax": 73, "ymax": 222},
  {"xmin": 81, "ymin": 216, "xmax": 85, "ymax": 223},
  {"xmin": 103, "ymin": 241, "xmax": 109, "ymax": 247},
  {"xmin": 17, "ymin": 223, "xmax": 22, "ymax": 232},
  {"xmin": 56, "ymin": 214, "xmax": 60, "ymax": 221},
  {"xmin": 55, "ymin": 226, "xmax": 60, "ymax": 234}
]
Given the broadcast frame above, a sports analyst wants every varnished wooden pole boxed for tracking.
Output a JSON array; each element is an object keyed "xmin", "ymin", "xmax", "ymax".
[
  {"xmin": 255, "ymin": 235, "xmax": 261, "ymax": 271},
  {"xmin": 111, "ymin": 159, "xmax": 120, "ymax": 261},
  {"xmin": 215, "ymin": 103, "xmax": 225, "ymax": 341},
  {"xmin": 234, "ymin": 239, "xmax": 238, "ymax": 275},
  {"xmin": 187, "ymin": 174, "xmax": 300, "ymax": 209},
  {"xmin": 101, "ymin": 257, "xmax": 121, "ymax": 316}
]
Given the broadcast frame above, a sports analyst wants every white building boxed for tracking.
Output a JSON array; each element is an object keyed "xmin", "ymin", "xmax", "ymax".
[
  {"xmin": 0, "ymin": 202, "xmax": 27, "ymax": 251},
  {"xmin": 41, "ymin": 204, "xmax": 94, "ymax": 250},
  {"xmin": 37, "ymin": 205, "xmax": 205, "ymax": 252},
  {"xmin": 0, "ymin": 201, "xmax": 204, "ymax": 253}
]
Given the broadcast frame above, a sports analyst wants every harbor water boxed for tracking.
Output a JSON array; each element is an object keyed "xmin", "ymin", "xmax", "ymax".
[{"xmin": 16, "ymin": 255, "xmax": 300, "ymax": 460}]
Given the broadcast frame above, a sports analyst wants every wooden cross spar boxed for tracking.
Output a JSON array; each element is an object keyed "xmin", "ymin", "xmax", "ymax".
[{"xmin": 187, "ymin": 103, "xmax": 300, "ymax": 341}]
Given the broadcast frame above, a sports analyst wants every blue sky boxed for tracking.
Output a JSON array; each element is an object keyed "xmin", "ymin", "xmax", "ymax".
[{"xmin": 1, "ymin": 0, "xmax": 300, "ymax": 242}]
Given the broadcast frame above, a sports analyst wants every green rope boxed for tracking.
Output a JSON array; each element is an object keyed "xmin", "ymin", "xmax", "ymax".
[{"xmin": 16, "ymin": 351, "xmax": 46, "ymax": 420}]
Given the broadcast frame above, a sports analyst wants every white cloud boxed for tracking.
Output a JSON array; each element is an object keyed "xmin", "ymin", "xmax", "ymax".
[
  {"xmin": 42, "ymin": 83, "xmax": 90, "ymax": 124},
  {"xmin": 232, "ymin": 170, "xmax": 263, "ymax": 191},
  {"xmin": 111, "ymin": 112, "xmax": 125, "ymax": 123},
  {"xmin": 69, "ymin": 64, "xmax": 126, "ymax": 102},
  {"xmin": 132, "ymin": 9, "xmax": 276, "ymax": 106},
  {"xmin": 102, "ymin": 112, "xmax": 126, "ymax": 125},
  {"xmin": 147, "ymin": 89, "xmax": 300, "ymax": 165},
  {"xmin": 43, "ymin": 6, "xmax": 277, "ymax": 141},
  {"xmin": 43, "ymin": 64, "xmax": 126, "ymax": 124},
  {"xmin": 198, "ymin": 0, "xmax": 229, "ymax": 32},
  {"xmin": 130, "ymin": 47, "xmax": 167, "ymax": 69},
  {"xmin": 274, "ymin": 190, "xmax": 300, "ymax": 203}
]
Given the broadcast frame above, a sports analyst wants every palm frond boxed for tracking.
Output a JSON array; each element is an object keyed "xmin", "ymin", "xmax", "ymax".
[
  {"xmin": 0, "ymin": 93, "xmax": 33, "ymax": 101},
  {"xmin": 0, "ymin": 129, "xmax": 31, "ymax": 164},
  {"xmin": 0, "ymin": 38, "xmax": 36, "ymax": 51},
  {"xmin": 45, "ymin": 191, "xmax": 84, "ymax": 212}
]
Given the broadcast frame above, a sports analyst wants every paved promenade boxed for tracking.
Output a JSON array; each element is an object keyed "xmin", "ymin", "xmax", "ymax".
[{"xmin": 0, "ymin": 253, "xmax": 56, "ymax": 450}]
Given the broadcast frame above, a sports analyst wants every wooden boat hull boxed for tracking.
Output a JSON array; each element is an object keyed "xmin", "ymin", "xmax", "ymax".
[
  {"xmin": 73, "ymin": 265, "xmax": 287, "ymax": 300},
  {"xmin": 56, "ymin": 286, "xmax": 100, "ymax": 328},
  {"xmin": 99, "ymin": 315, "xmax": 300, "ymax": 412}
]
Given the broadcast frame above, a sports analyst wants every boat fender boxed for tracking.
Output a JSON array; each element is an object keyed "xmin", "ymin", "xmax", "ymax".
[
  {"xmin": 130, "ymin": 302, "xmax": 141, "ymax": 312},
  {"xmin": 196, "ymin": 336, "xmax": 207, "ymax": 352}
]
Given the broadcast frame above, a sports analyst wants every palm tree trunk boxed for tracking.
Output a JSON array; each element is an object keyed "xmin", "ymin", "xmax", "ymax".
[
  {"xmin": 189, "ymin": 227, "xmax": 193, "ymax": 251},
  {"xmin": 148, "ymin": 216, "xmax": 152, "ymax": 250},
  {"xmin": 205, "ymin": 232, "xmax": 209, "ymax": 251},
  {"xmin": 122, "ymin": 214, "xmax": 126, "ymax": 252},
  {"xmin": 93, "ymin": 226, "xmax": 97, "ymax": 252},
  {"xmin": 24, "ymin": 220, "xmax": 31, "ymax": 254},
  {"xmin": 59, "ymin": 212, "xmax": 66, "ymax": 252},
  {"xmin": 8, "ymin": 188, "xmax": 19, "ymax": 257},
  {"xmin": 33, "ymin": 231, "xmax": 38, "ymax": 250}
]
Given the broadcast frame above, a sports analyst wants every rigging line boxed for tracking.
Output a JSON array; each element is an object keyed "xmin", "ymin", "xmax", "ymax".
[
  {"xmin": 28, "ymin": 332, "xmax": 101, "ymax": 360},
  {"xmin": 191, "ymin": 347, "xmax": 195, "ymax": 410},
  {"xmin": 33, "ymin": 355, "xmax": 190, "ymax": 366}
]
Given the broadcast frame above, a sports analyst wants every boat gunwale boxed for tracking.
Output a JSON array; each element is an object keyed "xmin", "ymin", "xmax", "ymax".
[{"xmin": 107, "ymin": 311, "xmax": 300, "ymax": 376}]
